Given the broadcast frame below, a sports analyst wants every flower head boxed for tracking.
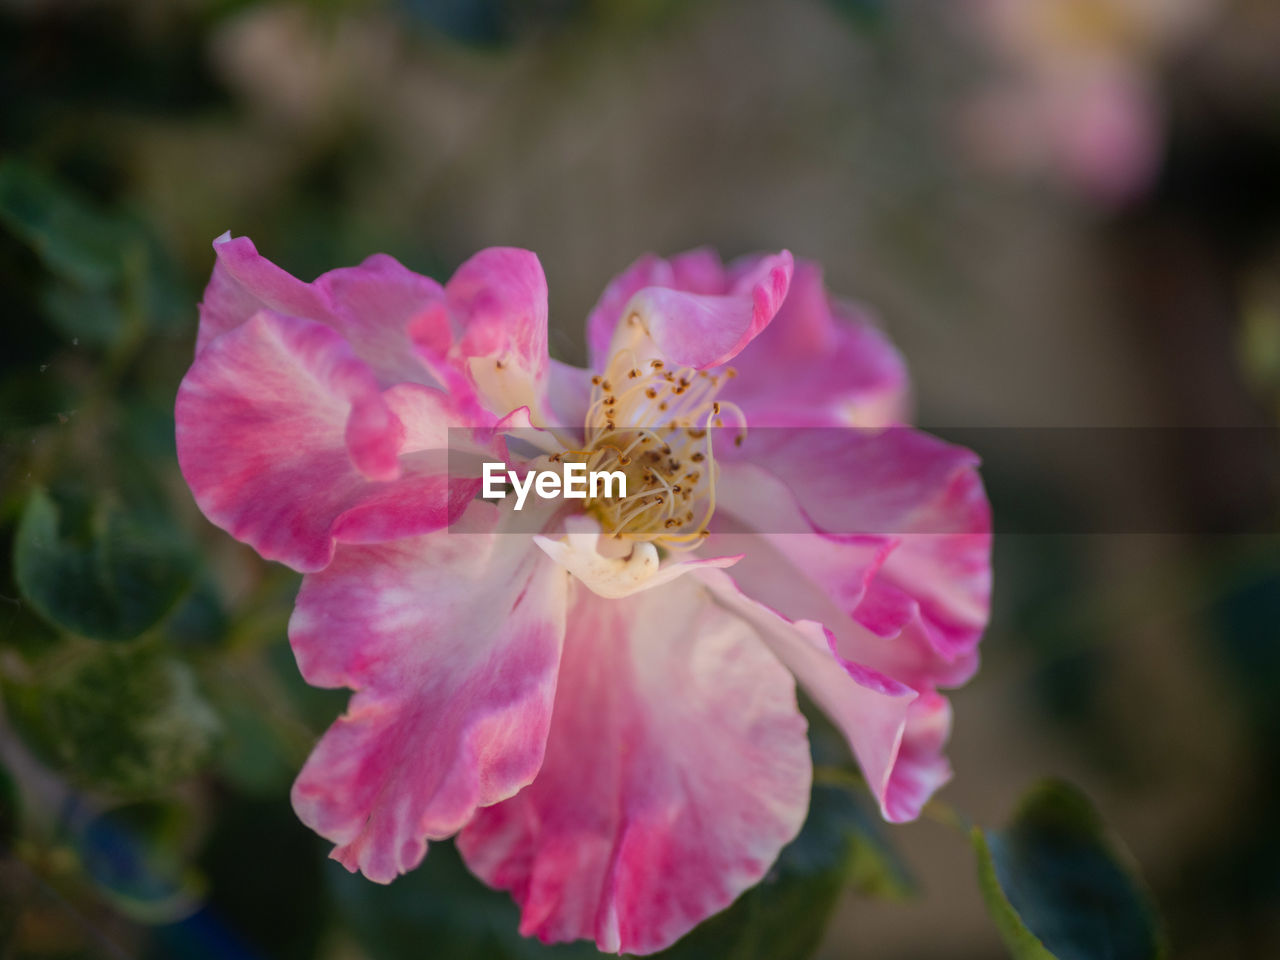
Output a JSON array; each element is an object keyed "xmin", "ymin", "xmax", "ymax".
[{"xmin": 176, "ymin": 236, "xmax": 991, "ymax": 954}]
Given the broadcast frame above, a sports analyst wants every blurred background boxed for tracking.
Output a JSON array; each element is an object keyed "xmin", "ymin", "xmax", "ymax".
[{"xmin": 2, "ymin": 0, "xmax": 1279, "ymax": 957}]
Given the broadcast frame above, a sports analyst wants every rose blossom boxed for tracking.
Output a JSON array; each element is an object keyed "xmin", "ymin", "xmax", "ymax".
[{"xmin": 175, "ymin": 236, "xmax": 991, "ymax": 954}]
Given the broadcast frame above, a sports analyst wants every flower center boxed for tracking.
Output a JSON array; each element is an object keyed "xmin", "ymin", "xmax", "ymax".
[{"xmin": 552, "ymin": 317, "xmax": 746, "ymax": 550}]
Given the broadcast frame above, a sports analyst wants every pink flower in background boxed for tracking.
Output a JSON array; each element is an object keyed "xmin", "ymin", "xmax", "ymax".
[
  {"xmin": 964, "ymin": 0, "xmax": 1217, "ymax": 202},
  {"xmin": 175, "ymin": 236, "xmax": 991, "ymax": 954}
]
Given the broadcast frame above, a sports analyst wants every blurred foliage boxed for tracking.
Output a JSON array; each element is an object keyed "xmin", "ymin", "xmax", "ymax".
[
  {"xmin": 76, "ymin": 801, "xmax": 207, "ymax": 924},
  {"xmin": 3, "ymin": 645, "xmax": 220, "ymax": 796}
]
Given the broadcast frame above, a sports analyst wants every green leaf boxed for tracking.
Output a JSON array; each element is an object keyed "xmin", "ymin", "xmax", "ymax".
[
  {"xmin": 3, "ymin": 646, "xmax": 221, "ymax": 796},
  {"xmin": 14, "ymin": 487, "xmax": 196, "ymax": 642},
  {"xmin": 973, "ymin": 779, "xmax": 1166, "ymax": 960}
]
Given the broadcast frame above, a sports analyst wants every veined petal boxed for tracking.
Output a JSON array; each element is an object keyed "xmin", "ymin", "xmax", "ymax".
[
  {"xmin": 719, "ymin": 427, "xmax": 991, "ymax": 671},
  {"xmin": 623, "ymin": 251, "xmax": 792, "ymax": 370},
  {"xmin": 697, "ymin": 567, "xmax": 947, "ymax": 824},
  {"xmin": 176, "ymin": 314, "xmax": 469, "ymax": 572},
  {"xmin": 198, "ymin": 233, "xmax": 441, "ymax": 386},
  {"xmin": 409, "ymin": 247, "xmax": 552, "ymax": 422},
  {"xmin": 328, "ymin": 383, "xmax": 494, "ymax": 545},
  {"xmin": 586, "ymin": 249, "xmax": 793, "ymax": 372},
  {"xmin": 721, "ymin": 260, "xmax": 910, "ymax": 427},
  {"xmin": 458, "ymin": 577, "xmax": 810, "ymax": 955},
  {"xmin": 317, "ymin": 252, "xmax": 448, "ymax": 385},
  {"xmin": 290, "ymin": 500, "xmax": 569, "ymax": 883},
  {"xmin": 883, "ymin": 692, "xmax": 953, "ymax": 823},
  {"xmin": 703, "ymin": 427, "xmax": 989, "ymax": 820}
]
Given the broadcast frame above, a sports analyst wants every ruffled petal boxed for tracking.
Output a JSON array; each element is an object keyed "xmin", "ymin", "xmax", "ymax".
[
  {"xmin": 883, "ymin": 692, "xmax": 953, "ymax": 823},
  {"xmin": 409, "ymin": 247, "xmax": 552, "ymax": 422},
  {"xmin": 702, "ymin": 426, "xmax": 990, "ymax": 820},
  {"xmin": 176, "ymin": 313, "xmax": 470, "ymax": 572},
  {"xmin": 585, "ymin": 249, "xmax": 793, "ymax": 371},
  {"xmin": 721, "ymin": 260, "xmax": 910, "ymax": 427},
  {"xmin": 316, "ymin": 252, "xmax": 448, "ymax": 385},
  {"xmin": 458, "ymin": 577, "xmax": 810, "ymax": 955},
  {"xmin": 625, "ymin": 252, "xmax": 792, "ymax": 370},
  {"xmin": 289, "ymin": 500, "xmax": 569, "ymax": 882},
  {"xmin": 197, "ymin": 233, "xmax": 441, "ymax": 386},
  {"xmin": 697, "ymin": 568, "xmax": 946, "ymax": 824},
  {"xmin": 720, "ymin": 426, "xmax": 991, "ymax": 669}
]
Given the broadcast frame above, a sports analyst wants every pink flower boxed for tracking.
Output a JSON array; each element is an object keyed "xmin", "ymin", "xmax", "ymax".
[
  {"xmin": 963, "ymin": 0, "xmax": 1216, "ymax": 202},
  {"xmin": 176, "ymin": 235, "xmax": 991, "ymax": 954}
]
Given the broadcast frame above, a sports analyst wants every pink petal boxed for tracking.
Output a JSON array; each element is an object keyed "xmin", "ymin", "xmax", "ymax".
[
  {"xmin": 721, "ymin": 260, "xmax": 910, "ymax": 427},
  {"xmin": 883, "ymin": 692, "xmax": 953, "ymax": 823},
  {"xmin": 702, "ymin": 426, "xmax": 990, "ymax": 820},
  {"xmin": 449, "ymin": 247, "xmax": 548, "ymax": 379},
  {"xmin": 626, "ymin": 252, "xmax": 793, "ymax": 370},
  {"xmin": 697, "ymin": 568, "xmax": 947, "ymax": 824},
  {"xmin": 458, "ymin": 578, "xmax": 810, "ymax": 955},
  {"xmin": 409, "ymin": 247, "xmax": 552, "ymax": 421},
  {"xmin": 176, "ymin": 313, "xmax": 468, "ymax": 572},
  {"xmin": 585, "ymin": 249, "xmax": 793, "ymax": 371},
  {"xmin": 668, "ymin": 247, "xmax": 727, "ymax": 294},
  {"xmin": 586, "ymin": 254, "xmax": 672, "ymax": 370},
  {"xmin": 198, "ymin": 234, "xmax": 441, "ymax": 386},
  {"xmin": 545, "ymin": 358, "xmax": 593, "ymax": 429},
  {"xmin": 289, "ymin": 501, "xmax": 569, "ymax": 882},
  {"xmin": 317, "ymin": 252, "xmax": 449, "ymax": 385},
  {"xmin": 722, "ymin": 426, "xmax": 991, "ymax": 666}
]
